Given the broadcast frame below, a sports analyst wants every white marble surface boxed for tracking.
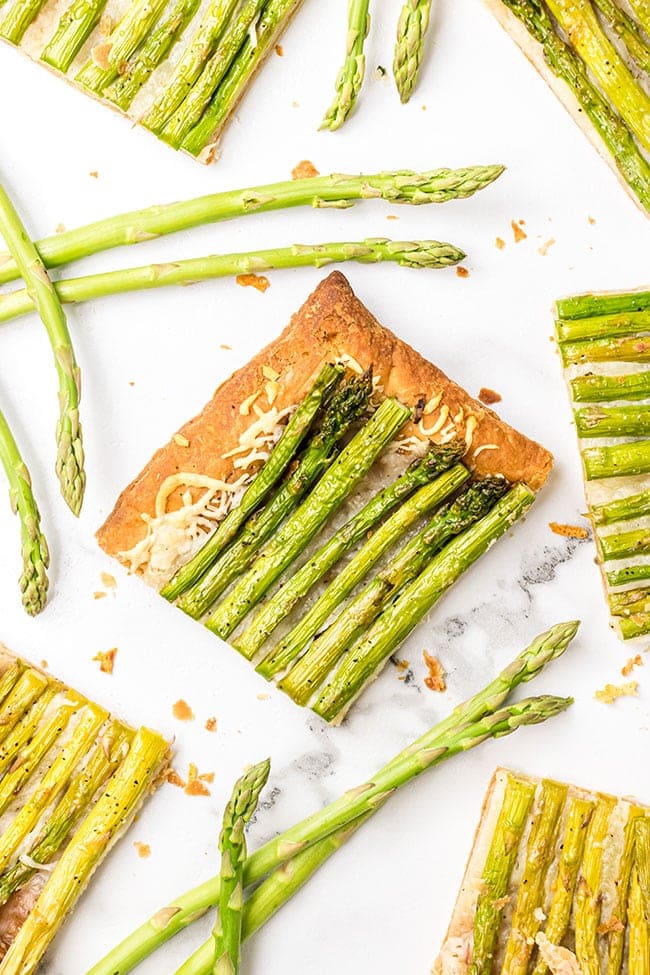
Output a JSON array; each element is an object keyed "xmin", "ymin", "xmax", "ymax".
[{"xmin": 0, "ymin": 0, "xmax": 649, "ymax": 972}]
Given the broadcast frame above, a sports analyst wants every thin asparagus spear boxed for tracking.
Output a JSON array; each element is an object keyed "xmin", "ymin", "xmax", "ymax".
[
  {"xmin": 500, "ymin": 779, "xmax": 568, "ymax": 975},
  {"xmin": 592, "ymin": 0, "xmax": 650, "ymax": 72},
  {"xmin": 0, "ymin": 0, "xmax": 47, "ymax": 43},
  {"xmin": 628, "ymin": 867, "xmax": 650, "ymax": 972},
  {"xmin": 0, "ymin": 663, "xmax": 23, "ymax": 711},
  {"xmin": 0, "ymin": 685, "xmax": 58, "ymax": 775},
  {"xmin": 593, "ymin": 487, "xmax": 650, "ymax": 525},
  {"xmin": 0, "ymin": 407, "xmax": 49, "ymax": 614},
  {"xmin": 619, "ymin": 613, "xmax": 650, "ymax": 639},
  {"xmin": 556, "ymin": 309, "xmax": 650, "ymax": 342},
  {"xmin": 281, "ymin": 477, "xmax": 508, "ymax": 706},
  {"xmin": 85, "ymin": 623, "xmax": 577, "ymax": 975},
  {"xmin": 575, "ymin": 403, "xmax": 650, "ymax": 437},
  {"xmin": 182, "ymin": 0, "xmax": 305, "ymax": 157},
  {"xmin": 234, "ymin": 443, "xmax": 467, "ymax": 661},
  {"xmin": 606, "ymin": 805, "xmax": 646, "ymax": 974},
  {"xmin": 574, "ymin": 795, "xmax": 617, "ymax": 975},
  {"xmin": 0, "ymin": 183, "xmax": 85, "ymax": 515},
  {"xmin": 0, "ymin": 669, "xmax": 49, "ymax": 742},
  {"xmin": 561, "ymin": 335, "xmax": 650, "ymax": 365},
  {"xmin": 162, "ymin": 363, "xmax": 343, "ymax": 601},
  {"xmin": 570, "ymin": 370, "xmax": 650, "ymax": 403},
  {"xmin": 104, "ymin": 0, "xmax": 200, "ymax": 111},
  {"xmin": 0, "ymin": 239, "xmax": 465, "ymax": 326},
  {"xmin": 609, "ymin": 588, "xmax": 650, "ymax": 616},
  {"xmin": 470, "ymin": 774, "xmax": 536, "ymax": 974},
  {"xmin": 75, "ymin": 0, "xmax": 169, "ymax": 93},
  {"xmin": 501, "ymin": 0, "xmax": 650, "ymax": 212},
  {"xmin": 532, "ymin": 797, "xmax": 595, "ymax": 975},
  {"xmin": 600, "ymin": 525, "xmax": 650, "ymax": 560},
  {"xmin": 629, "ymin": 0, "xmax": 650, "ymax": 32},
  {"xmin": 176, "ymin": 374, "xmax": 373, "ymax": 617},
  {"xmin": 257, "ymin": 464, "xmax": 471, "ymax": 680},
  {"xmin": 162, "ymin": 0, "xmax": 266, "ymax": 148},
  {"xmin": 41, "ymin": 0, "xmax": 110, "ymax": 72},
  {"xmin": 206, "ymin": 398, "xmax": 412, "ymax": 640},
  {"xmin": 0, "ymin": 168, "xmax": 502, "ymax": 287},
  {"xmin": 314, "ymin": 484, "xmax": 535, "ymax": 723},
  {"xmin": 636, "ymin": 818, "xmax": 650, "ymax": 920},
  {"xmin": 393, "ymin": 0, "xmax": 432, "ymax": 103},
  {"xmin": 320, "ymin": 0, "xmax": 370, "ymax": 130},
  {"xmin": 584, "ymin": 441, "xmax": 650, "ymax": 480},
  {"xmin": 557, "ymin": 290, "xmax": 650, "ymax": 320},
  {"xmin": 607, "ymin": 564, "xmax": 650, "ymax": 587},
  {"xmin": 142, "ymin": 0, "xmax": 240, "ymax": 134}
]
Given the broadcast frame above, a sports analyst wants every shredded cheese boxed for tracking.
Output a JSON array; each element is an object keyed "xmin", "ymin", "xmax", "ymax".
[
  {"xmin": 423, "ymin": 391, "xmax": 443, "ymax": 415},
  {"xmin": 336, "ymin": 353, "xmax": 364, "ymax": 375},
  {"xmin": 239, "ymin": 391, "xmax": 261, "ymax": 416},
  {"xmin": 419, "ymin": 405, "xmax": 450, "ymax": 437},
  {"xmin": 473, "ymin": 443, "xmax": 498, "ymax": 457},
  {"xmin": 464, "ymin": 415, "xmax": 478, "ymax": 448}
]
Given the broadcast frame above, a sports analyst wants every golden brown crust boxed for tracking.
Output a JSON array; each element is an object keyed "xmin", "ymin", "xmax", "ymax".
[{"xmin": 97, "ymin": 271, "xmax": 553, "ymax": 560}]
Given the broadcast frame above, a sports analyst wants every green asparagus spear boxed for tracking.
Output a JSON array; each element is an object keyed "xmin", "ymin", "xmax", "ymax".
[
  {"xmin": 75, "ymin": 0, "xmax": 169, "ymax": 92},
  {"xmin": 561, "ymin": 335, "xmax": 650, "ymax": 365},
  {"xmin": 41, "ymin": 0, "xmax": 110, "ymax": 72},
  {"xmin": 591, "ymin": 0, "xmax": 650, "ymax": 72},
  {"xmin": 600, "ymin": 525, "xmax": 650, "ymax": 560},
  {"xmin": 161, "ymin": 363, "xmax": 343, "ymax": 602},
  {"xmin": 0, "ymin": 669, "xmax": 49, "ymax": 744},
  {"xmin": 584, "ymin": 440, "xmax": 650, "ymax": 480},
  {"xmin": 320, "ymin": 0, "xmax": 370, "ymax": 130},
  {"xmin": 575, "ymin": 404, "xmax": 650, "ymax": 437},
  {"xmin": 257, "ymin": 463, "xmax": 471, "ymax": 680},
  {"xmin": 177, "ymin": 372, "xmax": 371, "ymax": 619},
  {"xmin": 592, "ymin": 487, "xmax": 650, "ymax": 525},
  {"xmin": 609, "ymin": 588, "xmax": 650, "ymax": 616},
  {"xmin": 85, "ymin": 622, "xmax": 577, "ymax": 975},
  {"xmin": 393, "ymin": 0, "xmax": 432, "ymax": 103},
  {"xmin": 557, "ymin": 290, "xmax": 650, "ymax": 320},
  {"xmin": 570, "ymin": 371, "xmax": 650, "ymax": 403},
  {"xmin": 0, "ymin": 407, "xmax": 49, "ymax": 615},
  {"xmin": 314, "ymin": 484, "xmax": 535, "ymax": 723},
  {"xmin": 0, "ymin": 239, "xmax": 465, "ymax": 326},
  {"xmin": 635, "ymin": 818, "xmax": 650, "ymax": 921},
  {"xmin": 282, "ymin": 477, "xmax": 507, "ymax": 706},
  {"xmin": 211, "ymin": 760, "xmax": 270, "ymax": 975},
  {"xmin": 607, "ymin": 564, "xmax": 650, "ymax": 587},
  {"xmin": 575, "ymin": 795, "xmax": 617, "ymax": 975},
  {"xmin": 0, "ymin": 0, "xmax": 48, "ymax": 43},
  {"xmin": 470, "ymin": 774, "xmax": 536, "ymax": 974},
  {"xmin": 206, "ymin": 398, "xmax": 412, "ymax": 640},
  {"xmin": 556, "ymin": 309, "xmax": 650, "ymax": 342},
  {"xmin": 0, "ymin": 182, "xmax": 85, "ymax": 515},
  {"xmin": 606, "ymin": 805, "xmax": 646, "ymax": 974},
  {"xmin": 629, "ymin": 0, "xmax": 650, "ymax": 33},
  {"xmin": 0, "ymin": 663, "xmax": 23, "ymax": 711},
  {"xmin": 234, "ymin": 443, "xmax": 467, "ymax": 661},
  {"xmin": 628, "ymin": 866, "xmax": 650, "ymax": 973},
  {"xmin": 619, "ymin": 613, "xmax": 650, "ymax": 639}
]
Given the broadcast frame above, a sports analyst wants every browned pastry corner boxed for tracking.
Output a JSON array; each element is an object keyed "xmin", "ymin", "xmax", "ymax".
[{"xmin": 97, "ymin": 271, "xmax": 552, "ymax": 560}]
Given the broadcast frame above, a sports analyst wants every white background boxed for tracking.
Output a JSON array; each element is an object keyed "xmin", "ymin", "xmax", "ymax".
[{"xmin": 0, "ymin": 0, "xmax": 649, "ymax": 972}]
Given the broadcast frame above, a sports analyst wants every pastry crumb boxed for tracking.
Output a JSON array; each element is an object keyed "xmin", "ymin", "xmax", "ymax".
[
  {"xmin": 220, "ymin": 343, "xmax": 232, "ymax": 350},
  {"xmin": 89, "ymin": 170, "xmax": 99, "ymax": 178},
  {"xmin": 133, "ymin": 841, "xmax": 151, "ymax": 859},
  {"xmin": 172, "ymin": 699, "xmax": 194, "ymax": 722},
  {"xmin": 205, "ymin": 716, "xmax": 217, "ymax": 732},
  {"xmin": 598, "ymin": 917, "xmax": 624, "ymax": 935},
  {"xmin": 93, "ymin": 591, "xmax": 107, "ymax": 600},
  {"xmin": 622, "ymin": 654, "xmax": 643, "ymax": 677},
  {"xmin": 55, "ymin": 223, "xmax": 66, "ymax": 234},
  {"xmin": 549, "ymin": 522, "xmax": 589, "ymax": 539},
  {"xmin": 101, "ymin": 572, "xmax": 117, "ymax": 589},
  {"xmin": 257, "ymin": 693, "xmax": 271, "ymax": 700},
  {"xmin": 173, "ymin": 433, "xmax": 190, "ymax": 448},
  {"xmin": 478, "ymin": 387, "xmax": 502, "ymax": 405},
  {"xmin": 386, "ymin": 214, "xmax": 399, "ymax": 221},
  {"xmin": 422, "ymin": 651, "xmax": 446, "ymax": 692},
  {"xmin": 511, "ymin": 220, "xmax": 527, "ymax": 243},
  {"xmin": 185, "ymin": 763, "xmax": 211, "ymax": 796},
  {"xmin": 199, "ymin": 771, "xmax": 215, "ymax": 783},
  {"xmin": 40, "ymin": 659, "xmax": 48, "ymax": 670},
  {"xmin": 236, "ymin": 273, "xmax": 270, "ymax": 292},
  {"xmin": 538, "ymin": 238, "xmax": 556, "ymax": 256},
  {"xmin": 291, "ymin": 100, "xmax": 300, "ymax": 108},
  {"xmin": 274, "ymin": 43, "xmax": 284, "ymax": 56},
  {"xmin": 291, "ymin": 160, "xmax": 319, "ymax": 180},
  {"xmin": 93, "ymin": 648, "xmax": 117, "ymax": 674},
  {"xmin": 167, "ymin": 770, "xmax": 186, "ymax": 789},
  {"xmin": 455, "ymin": 266, "xmax": 469, "ymax": 278},
  {"xmin": 595, "ymin": 681, "xmax": 638, "ymax": 704},
  {"xmin": 394, "ymin": 658, "xmax": 409, "ymax": 671},
  {"xmin": 495, "ymin": 237, "xmax": 505, "ymax": 250},
  {"xmin": 588, "ymin": 215, "xmax": 596, "ymax": 225}
]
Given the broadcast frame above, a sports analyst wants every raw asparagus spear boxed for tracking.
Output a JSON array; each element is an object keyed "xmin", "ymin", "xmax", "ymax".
[
  {"xmin": 574, "ymin": 795, "xmax": 617, "ymax": 975},
  {"xmin": 161, "ymin": 362, "xmax": 344, "ymax": 601},
  {"xmin": 211, "ymin": 760, "xmax": 270, "ymax": 975},
  {"xmin": 0, "ymin": 407, "xmax": 49, "ymax": 615},
  {"xmin": 609, "ymin": 588, "xmax": 650, "ymax": 616},
  {"xmin": 501, "ymin": 0, "xmax": 650, "ymax": 212},
  {"xmin": 0, "ymin": 0, "xmax": 47, "ymax": 43},
  {"xmin": 629, "ymin": 0, "xmax": 650, "ymax": 33},
  {"xmin": 606, "ymin": 806, "xmax": 646, "ymax": 974},
  {"xmin": 41, "ymin": 0, "xmax": 109, "ymax": 71},
  {"xmin": 635, "ymin": 818, "xmax": 650, "ymax": 921},
  {"xmin": 257, "ymin": 462, "xmax": 470, "ymax": 680},
  {"xmin": 575, "ymin": 404, "xmax": 650, "ymax": 438},
  {"xmin": 0, "ymin": 182, "xmax": 85, "ymax": 515},
  {"xmin": 599, "ymin": 525, "xmax": 650, "ymax": 560},
  {"xmin": 607, "ymin": 564, "xmax": 650, "ymax": 587},
  {"xmin": 320, "ymin": 0, "xmax": 370, "ymax": 130},
  {"xmin": 619, "ymin": 613, "xmax": 650, "ymax": 639},
  {"xmin": 628, "ymin": 867, "xmax": 650, "ymax": 972},
  {"xmin": 500, "ymin": 779, "xmax": 568, "ymax": 975},
  {"xmin": 142, "ymin": 0, "xmax": 240, "ymax": 134},
  {"xmin": 85, "ymin": 622, "xmax": 577, "ymax": 975},
  {"xmin": 592, "ymin": 0, "xmax": 650, "ymax": 72},
  {"xmin": 0, "ymin": 168, "xmax": 501, "ymax": 288},
  {"xmin": 182, "ymin": 0, "xmax": 305, "ymax": 157},
  {"xmin": 234, "ymin": 443, "xmax": 467, "ymax": 660},
  {"xmin": 314, "ymin": 484, "xmax": 535, "ymax": 722},
  {"xmin": 177, "ymin": 372, "xmax": 371, "ymax": 618},
  {"xmin": 470, "ymin": 774, "xmax": 536, "ymax": 975},
  {"xmin": 0, "ymin": 238, "xmax": 465, "ymax": 326},
  {"xmin": 104, "ymin": 0, "xmax": 200, "ymax": 111},
  {"xmin": 75, "ymin": 0, "xmax": 169, "ymax": 92},
  {"xmin": 570, "ymin": 371, "xmax": 650, "ymax": 403},
  {"xmin": 592, "ymin": 487, "xmax": 650, "ymax": 525},
  {"xmin": 282, "ymin": 477, "xmax": 507, "ymax": 706},
  {"xmin": 206, "ymin": 398, "xmax": 412, "ymax": 640},
  {"xmin": 532, "ymin": 797, "xmax": 595, "ymax": 975},
  {"xmin": 561, "ymin": 335, "xmax": 650, "ymax": 365},
  {"xmin": 393, "ymin": 0, "xmax": 432, "ymax": 103},
  {"xmin": 584, "ymin": 441, "xmax": 650, "ymax": 480},
  {"xmin": 556, "ymin": 309, "xmax": 650, "ymax": 342}
]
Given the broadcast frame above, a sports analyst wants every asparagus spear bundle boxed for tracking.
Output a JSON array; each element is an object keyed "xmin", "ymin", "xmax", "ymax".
[
  {"xmin": 434, "ymin": 767, "xmax": 650, "ymax": 975},
  {"xmin": 0, "ymin": 645, "xmax": 169, "ymax": 975},
  {"xmin": 554, "ymin": 287, "xmax": 650, "ymax": 640}
]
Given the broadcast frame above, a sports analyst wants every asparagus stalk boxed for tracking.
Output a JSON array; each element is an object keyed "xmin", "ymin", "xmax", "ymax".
[
  {"xmin": 628, "ymin": 867, "xmax": 650, "ymax": 973},
  {"xmin": 234, "ymin": 443, "xmax": 467, "ymax": 661},
  {"xmin": 181, "ymin": 0, "xmax": 305, "ymax": 157},
  {"xmin": 0, "ymin": 662, "xmax": 23, "ymax": 711},
  {"xmin": 0, "ymin": 685, "xmax": 58, "ymax": 775},
  {"xmin": 629, "ymin": 0, "xmax": 650, "ymax": 33},
  {"xmin": 635, "ymin": 818, "xmax": 650, "ymax": 921},
  {"xmin": 561, "ymin": 335, "xmax": 650, "ymax": 365},
  {"xmin": 393, "ymin": 0, "xmax": 432, "ymax": 103},
  {"xmin": 161, "ymin": 362, "xmax": 344, "ymax": 601},
  {"xmin": 142, "ymin": 0, "xmax": 240, "ymax": 134},
  {"xmin": 41, "ymin": 0, "xmax": 110, "ymax": 72},
  {"xmin": 570, "ymin": 370, "xmax": 650, "ymax": 403},
  {"xmin": 592, "ymin": 0, "xmax": 650, "ymax": 72},
  {"xmin": 282, "ymin": 477, "xmax": 507, "ymax": 706},
  {"xmin": 211, "ymin": 760, "xmax": 270, "ymax": 975},
  {"xmin": 162, "ymin": 0, "xmax": 265, "ymax": 148},
  {"xmin": 556, "ymin": 309, "xmax": 650, "ymax": 342},
  {"xmin": 258, "ymin": 462, "xmax": 470, "ymax": 680},
  {"xmin": 0, "ymin": 182, "xmax": 85, "ymax": 515},
  {"xmin": 75, "ymin": 0, "xmax": 169, "ymax": 92},
  {"xmin": 606, "ymin": 806, "xmax": 646, "ymax": 974},
  {"xmin": 584, "ymin": 441, "xmax": 650, "ymax": 480},
  {"xmin": 320, "ymin": 0, "xmax": 370, "ymax": 130},
  {"xmin": 85, "ymin": 623, "xmax": 577, "ymax": 975},
  {"xmin": 0, "ymin": 168, "xmax": 501, "ymax": 288},
  {"xmin": 619, "ymin": 613, "xmax": 650, "ymax": 639},
  {"xmin": 558, "ymin": 290, "xmax": 650, "ymax": 320},
  {"xmin": 500, "ymin": 779, "xmax": 568, "ymax": 975},
  {"xmin": 177, "ymin": 373, "xmax": 371, "ymax": 619},
  {"xmin": 0, "ymin": 0, "xmax": 47, "ymax": 43},
  {"xmin": 0, "ymin": 238, "xmax": 465, "ymax": 326},
  {"xmin": 501, "ymin": 0, "xmax": 650, "ymax": 212},
  {"xmin": 599, "ymin": 525, "xmax": 650, "ymax": 560},
  {"xmin": 0, "ymin": 407, "xmax": 49, "ymax": 615},
  {"xmin": 574, "ymin": 795, "xmax": 617, "ymax": 975},
  {"xmin": 532, "ymin": 797, "xmax": 595, "ymax": 975},
  {"xmin": 104, "ymin": 0, "xmax": 200, "ymax": 111},
  {"xmin": 0, "ymin": 668, "xmax": 49, "ymax": 743},
  {"xmin": 607, "ymin": 564, "xmax": 650, "ymax": 587},
  {"xmin": 593, "ymin": 487, "xmax": 650, "ymax": 525},
  {"xmin": 206, "ymin": 398, "xmax": 411, "ymax": 640},
  {"xmin": 470, "ymin": 774, "xmax": 536, "ymax": 975},
  {"xmin": 575, "ymin": 403, "xmax": 650, "ymax": 438},
  {"xmin": 609, "ymin": 588, "xmax": 650, "ymax": 616},
  {"xmin": 314, "ymin": 484, "xmax": 535, "ymax": 723}
]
